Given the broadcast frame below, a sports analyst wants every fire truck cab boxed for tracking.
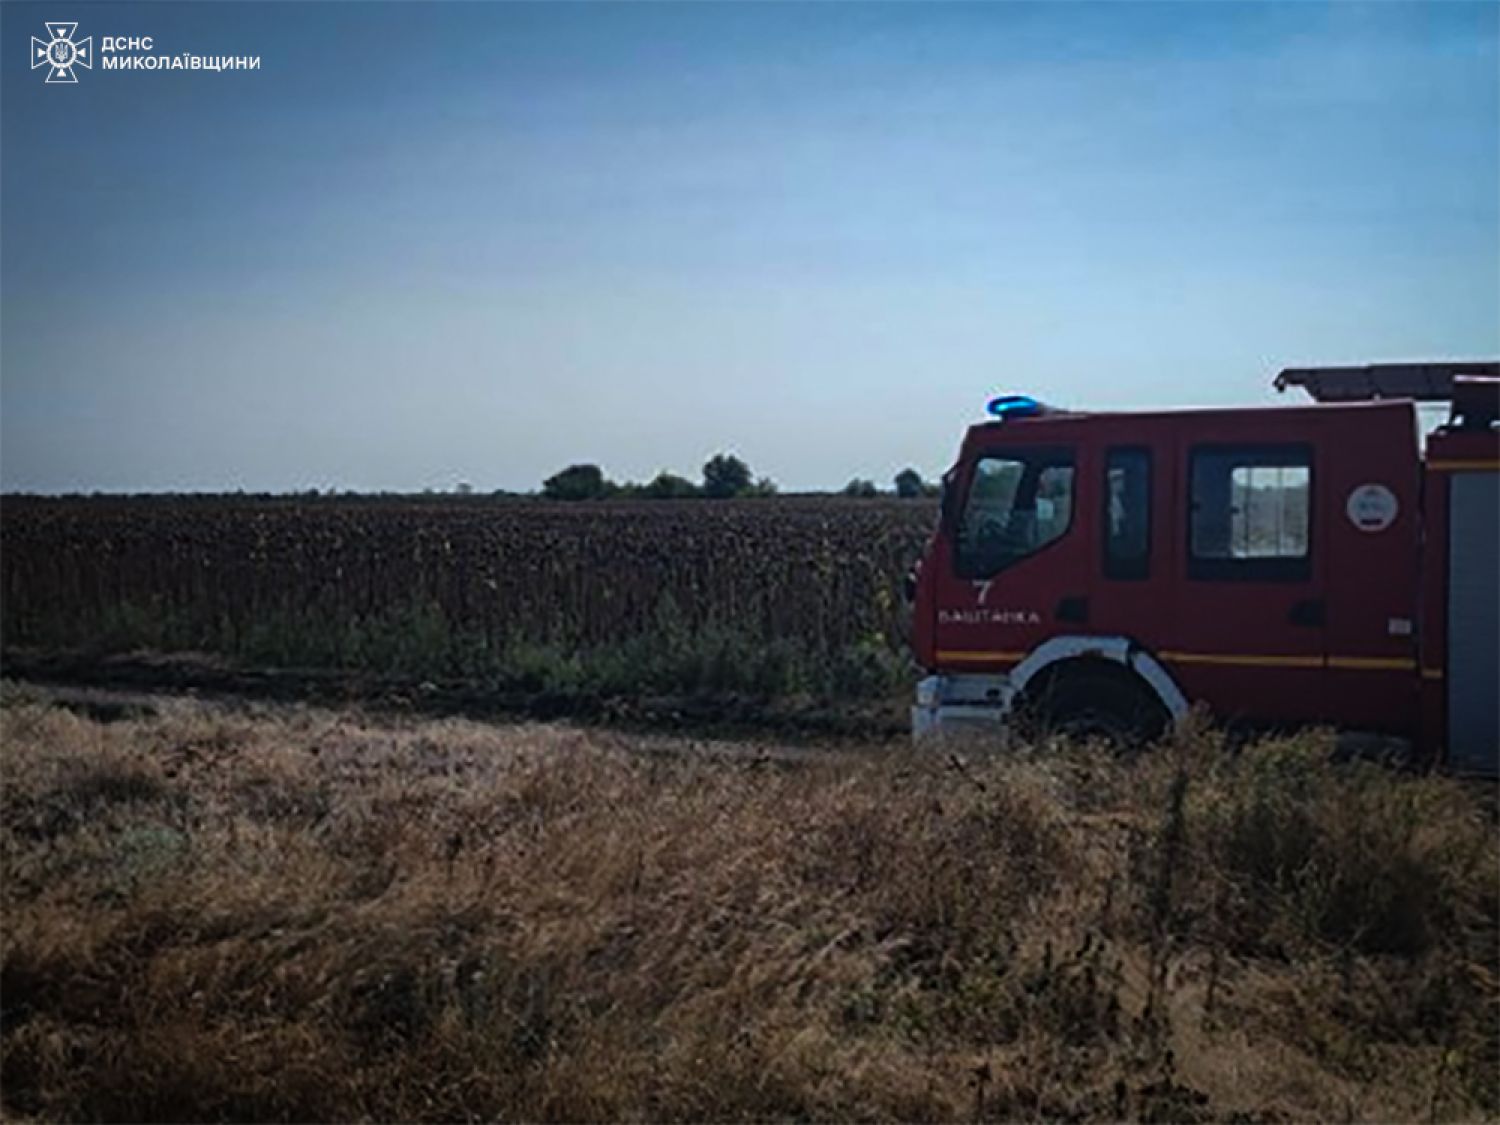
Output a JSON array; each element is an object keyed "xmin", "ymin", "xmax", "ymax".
[{"xmin": 908, "ymin": 362, "xmax": 1500, "ymax": 775}]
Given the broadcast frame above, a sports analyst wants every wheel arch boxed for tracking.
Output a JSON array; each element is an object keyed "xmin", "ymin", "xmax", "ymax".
[{"xmin": 1008, "ymin": 635, "xmax": 1190, "ymax": 723}]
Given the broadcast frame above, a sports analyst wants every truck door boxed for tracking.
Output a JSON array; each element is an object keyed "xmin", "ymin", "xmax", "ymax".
[
  {"xmin": 1086, "ymin": 440, "xmax": 1177, "ymax": 655},
  {"xmin": 929, "ymin": 443, "xmax": 1085, "ymax": 671},
  {"xmin": 1445, "ymin": 469, "xmax": 1500, "ymax": 772},
  {"xmin": 1318, "ymin": 407, "xmax": 1422, "ymax": 734},
  {"xmin": 1169, "ymin": 438, "xmax": 1329, "ymax": 723}
]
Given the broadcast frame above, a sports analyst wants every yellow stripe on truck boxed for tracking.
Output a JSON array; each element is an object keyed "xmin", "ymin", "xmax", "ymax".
[
  {"xmin": 1427, "ymin": 459, "xmax": 1500, "ymax": 471},
  {"xmin": 1164, "ymin": 652, "xmax": 1417, "ymax": 671},
  {"xmin": 935, "ymin": 649, "xmax": 1419, "ymax": 672},
  {"xmin": 935, "ymin": 650, "xmax": 1026, "ymax": 664},
  {"xmin": 1158, "ymin": 651, "xmax": 1324, "ymax": 669},
  {"xmin": 1326, "ymin": 656, "xmax": 1417, "ymax": 671}
]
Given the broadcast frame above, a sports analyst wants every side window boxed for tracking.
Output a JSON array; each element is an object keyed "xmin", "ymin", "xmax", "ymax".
[
  {"xmin": 1189, "ymin": 445, "xmax": 1312, "ymax": 581},
  {"xmin": 956, "ymin": 450, "xmax": 1075, "ymax": 578},
  {"xmin": 1104, "ymin": 448, "xmax": 1151, "ymax": 580}
]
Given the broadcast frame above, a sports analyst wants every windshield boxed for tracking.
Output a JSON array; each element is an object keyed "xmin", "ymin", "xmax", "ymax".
[{"xmin": 956, "ymin": 450, "xmax": 1075, "ymax": 577}]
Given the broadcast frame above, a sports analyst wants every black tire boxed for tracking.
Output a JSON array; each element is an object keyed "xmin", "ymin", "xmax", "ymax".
[{"xmin": 1017, "ymin": 665, "xmax": 1168, "ymax": 749}]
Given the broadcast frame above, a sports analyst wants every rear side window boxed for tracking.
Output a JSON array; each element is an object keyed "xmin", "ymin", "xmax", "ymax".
[
  {"xmin": 956, "ymin": 449, "xmax": 1075, "ymax": 578},
  {"xmin": 1189, "ymin": 445, "xmax": 1312, "ymax": 581},
  {"xmin": 1104, "ymin": 448, "xmax": 1151, "ymax": 580}
]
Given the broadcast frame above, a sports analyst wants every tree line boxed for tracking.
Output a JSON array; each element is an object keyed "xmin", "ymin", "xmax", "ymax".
[
  {"xmin": 3, "ymin": 459, "xmax": 939, "ymax": 502},
  {"xmin": 541, "ymin": 455, "xmax": 938, "ymax": 501}
]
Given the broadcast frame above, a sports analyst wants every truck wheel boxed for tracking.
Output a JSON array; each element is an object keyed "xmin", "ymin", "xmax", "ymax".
[{"xmin": 1018, "ymin": 666, "xmax": 1168, "ymax": 749}]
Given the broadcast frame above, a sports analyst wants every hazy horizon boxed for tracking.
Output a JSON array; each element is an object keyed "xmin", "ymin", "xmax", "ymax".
[{"xmin": 3, "ymin": 2, "xmax": 1497, "ymax": 494}]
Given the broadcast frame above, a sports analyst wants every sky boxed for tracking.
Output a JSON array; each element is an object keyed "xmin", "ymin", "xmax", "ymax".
[{"xmin": 2, "ymin": 1, "xmax": 1497, "ymax": 494}]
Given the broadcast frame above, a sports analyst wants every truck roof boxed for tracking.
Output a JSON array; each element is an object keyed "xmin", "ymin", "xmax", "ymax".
[{"xmin": 968, "ymin": 397, "xmax": 1415, "ymax": 433}]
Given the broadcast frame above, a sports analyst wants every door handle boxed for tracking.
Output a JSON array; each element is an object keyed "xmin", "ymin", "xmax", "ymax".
[
  {"xmin": 1289, "ymin": 598, "xmax": 1325, "ymax": 627},
  {"xmin": 1055, "ymin": 595, "xmax": 1089, "ymax": 624}
]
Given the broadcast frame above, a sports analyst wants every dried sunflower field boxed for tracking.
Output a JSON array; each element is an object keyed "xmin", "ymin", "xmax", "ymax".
[{"xmin": 1, "ymin": 497, "xmax": 936, "ymax": 701}]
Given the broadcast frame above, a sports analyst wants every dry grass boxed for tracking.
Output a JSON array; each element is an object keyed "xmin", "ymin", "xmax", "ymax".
[{"xmin": 1, "ymin": 690, "xmax": 1495, "ymax": 1122}]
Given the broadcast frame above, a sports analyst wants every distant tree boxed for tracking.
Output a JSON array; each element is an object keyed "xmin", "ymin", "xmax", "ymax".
[
  {"xmin": 454, "ymin": 481, "xmax": 474, "ymax": 496},
  {"xmin": 543, "ymin": 464, "xmax": 614, "ymax": 501},
  {"xmin": 894, "ymin": 468, "xmax": 928, "ymax": 499},
  {"xmin": 702, "ymin": 453, "xmax": 754, "ymax": 499},
  {"xmin": 746, "ymin": 475, "xmax": 778, "ymax": 497},
  {"xmin": 640, "ymin": 471, "xmax": 701, "ymax": 500},
  {"xmin": 843, "ymin": 478, "xmax": 879, "ymax": 499}
]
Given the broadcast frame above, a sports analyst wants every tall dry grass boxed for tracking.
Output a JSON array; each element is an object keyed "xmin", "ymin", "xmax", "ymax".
[{"xmin": 1, "ymin": 690, "xmax": 1495, "ymax": 1122}]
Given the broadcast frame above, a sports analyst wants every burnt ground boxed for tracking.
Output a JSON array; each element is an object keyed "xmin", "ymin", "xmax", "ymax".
[{"xmin": 0, "ymin": 646, "xmax": 911, "ymax": 746}]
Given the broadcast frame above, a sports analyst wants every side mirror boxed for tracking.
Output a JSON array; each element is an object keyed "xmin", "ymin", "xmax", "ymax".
[{"xmin": 938, "ymin": 467, "xmax": 961, "ymax": 533}]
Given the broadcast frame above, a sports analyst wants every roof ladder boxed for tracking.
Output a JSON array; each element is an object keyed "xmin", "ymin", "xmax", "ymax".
[{"xmin": 1275, "ymin": 361, "xmax": 1499, "ymax": 430}]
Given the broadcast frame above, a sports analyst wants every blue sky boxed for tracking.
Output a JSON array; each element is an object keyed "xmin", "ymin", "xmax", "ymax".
[{"xmin": 2, "ymin": 1, "xmax": 1496, "ymax": 492}]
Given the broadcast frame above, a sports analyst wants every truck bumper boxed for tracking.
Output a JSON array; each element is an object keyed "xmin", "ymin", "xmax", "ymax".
[{"xmin": 911, "ymin": 673, "xmax": 1017, "ymax": 738}]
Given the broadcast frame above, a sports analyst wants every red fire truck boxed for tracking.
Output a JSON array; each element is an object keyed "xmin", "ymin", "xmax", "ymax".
[{"xmin": 907, "ymin": 362, "xmax": 1500, "ymax": 776}]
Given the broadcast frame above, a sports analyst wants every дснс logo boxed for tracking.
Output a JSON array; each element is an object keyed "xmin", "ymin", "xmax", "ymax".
[{"xmin": 31, "ymin": 22, "xmax": 92, "ymax": 83}]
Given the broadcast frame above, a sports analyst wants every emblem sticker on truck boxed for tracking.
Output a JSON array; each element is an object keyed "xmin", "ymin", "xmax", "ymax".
[{"xmin": 1345, "ymin": 483, "xmax": 1398, "ymax": 532}]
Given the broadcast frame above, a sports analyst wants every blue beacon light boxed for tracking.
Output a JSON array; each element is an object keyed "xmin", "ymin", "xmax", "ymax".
[{"xmin": 985, "ymin": 394, "xmax": 1044, "ymax": 420}]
